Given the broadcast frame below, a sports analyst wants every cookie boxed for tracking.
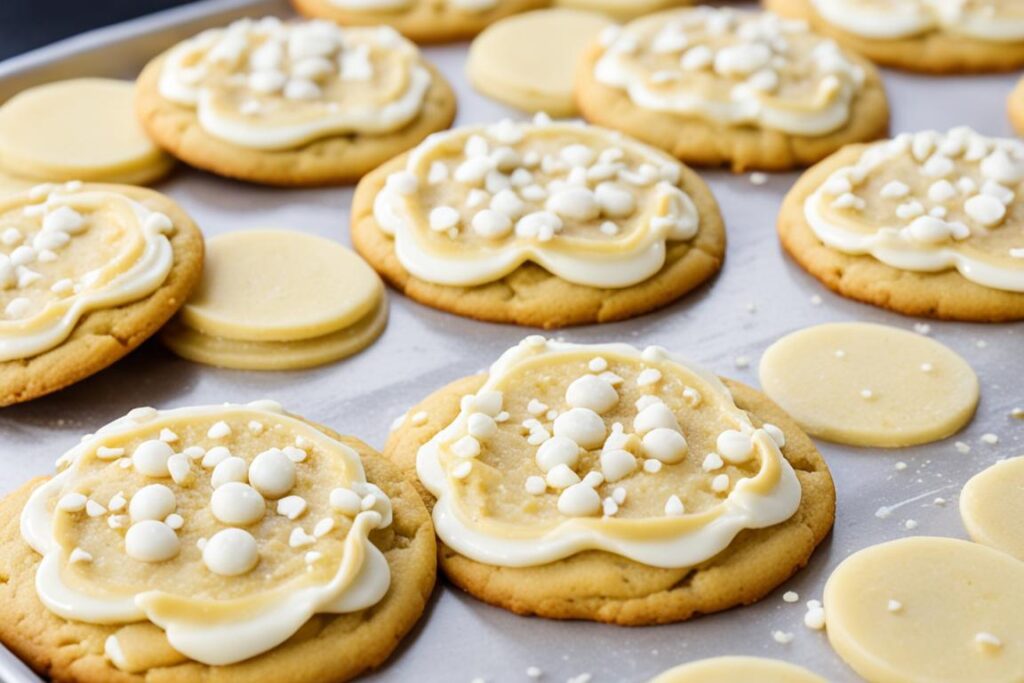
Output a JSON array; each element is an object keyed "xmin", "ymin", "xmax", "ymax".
[
  {"xmin": 161, "ymin": 229, "xmax": 387, "ymax": 370},
  {"xmin": 135, "ymin": 17, "xmax": 456, "ymax": 186},
  {"xmin": 554, "ymin": 0, "xmax": 693, "ymax": 22},
  {"xmin": 759, "ymin": 322, "xmax": 979, "ymax": 447},
  {"xmin": 960, "ymin": 456, "xmax": 1024, "ymax": 561},
  {"xmin": 467, "ymin": 9, "xmax": 613, "ymax": 117},
  {"xmin": 650, "ymin": 657, "xmax": 826, "ymax": 683},
  {"xmin": 824, "ymin": 537, "xmax": 1024, "ymax": 682},
  {"xmin": 574, "ymin": 7, "xmax": 889, "ymax": 172},
  {"xmin": 766, "ymin": 0, "xmax": 1024, "ymax": 73},
  {"xmin": 0, "ymin": 401, "xmax": 436, "ymax": 682},
  {"xmin": 0, "ymin": 182, "xmax": 203, "ymax": 407},
  {"xmin": 386, "ymin": 337, "xmax": 835, "ymax": 624},
  {"xmin": 291, "ymin": 0, "xmax": 549, "ymax": 44},
  {"xmin": 351, "ymin": 117, "xmax": 726, "ymax": 328},
  {"xmin": 1009, "ymin": 76, "xmax": 1024, "ymax": 138},
  {"xmin": 778, "ymin": 127, "xmax": 1024, "ymax": 322},
  {"xmin": 0, "ymin": 79, "xmax": 174, "ymax": 186}
]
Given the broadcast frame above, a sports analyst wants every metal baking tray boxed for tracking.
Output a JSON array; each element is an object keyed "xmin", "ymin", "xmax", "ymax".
[{"xmin": 1, "ymin": 1, "xmax": 1021, "ymax": 681}]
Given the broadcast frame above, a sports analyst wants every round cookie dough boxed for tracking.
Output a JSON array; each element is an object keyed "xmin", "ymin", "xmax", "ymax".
[
  {"xmin": 0, "ymin": 183, "xmax": 204, "ymax": 407},
  {"xmin": 291, "ymin": 0, "xmax": 550, "ymax": 44},
  {"xmin": 766, "ymin": 0, "xmax": 1024, "ymax": 74},
  {"xmin": 1010, "ymin": 77, "xmax": 1024, "ymax": 139},
  {"xmin": 650, "ymin": 657, "xmax": 827, "ymax": 683},
  {"xmin": 0, "ymin": 79, "xmax": 173, "ymax": 185},
  {"xmin": 385, "ymin": 373, "xmax": 836, "ymax": 625},
  {"xmin": 960, "ymin": 456, "xmax": 1024, "ymax": 561},
  {"xmin": 467, "ymin": 9, "xmax": 613, "ymax": 117},
  {"xmin": 163, "ymin": 230, "xmax": 386, "ymax": 370},
  {"xmin": 134, "ymin": 22, "xmax": 457, "ymax": 187},
  {"xmin": 0, "ymin": 410, "xmax": 437, "ymax": 683},
  {"xmin": 759, "ymin": 322, "xmax": 979, "ymax": 447},
  {"xmin": 555, "ymin": 0, "xmax": 692, "ymax": 21},
  {"xmin": 575, "ymin": 8, "xmax": 890, "ymax": 172},
  {"xmin": 824, "ymin": 536, "xmax": 1024, "ymax": 683}
]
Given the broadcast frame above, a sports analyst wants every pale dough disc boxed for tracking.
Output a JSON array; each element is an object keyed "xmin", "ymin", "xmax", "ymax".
[
  {"xmin": 824, "ymin": 536, "xmax": 1024, "ymax": 683},
  {"xmin": 650, "ymin": 656, "xmax": 827, "ymax": 683},
  {"xmin": 162, "ymin": 297, "xmax": 388, "ymax": 370},
  {"xmin": 467, "ymin": 9, "xmax": 613, "ymax": 117},
  {"xmin": 178, "ymin": 229, "xmax": 383, "ymax": 342},
  {"xmin": 758, "ymin": 322, "xmax": 979, "ymax": 447},
  {"xmin": 555, "ymin": 0, "xmax": 690, "ymax": 21},
  {"xmin": 960, "ymin": 456, "xmax": 1024, "ymax": 561},
  {"xmin": 0, "ymin": 78, "xmax": 173, "ymax": 184}
]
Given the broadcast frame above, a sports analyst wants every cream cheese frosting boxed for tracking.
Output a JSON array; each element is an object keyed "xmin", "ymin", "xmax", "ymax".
[
  {"xmin": 158, "ymin": 17, "xmax": 432, "ymax": 150},
  {"xmin": 593, "ymin": 7, "xmax": 867, "ymax": 136},
  {"xmin": 0, "ymin": 182, "xmax": 175, "ymax": 362},
  {"xmin": 809, "ymin": 0, "xmax": 1024, "ymax": 42},
  {"xmin": 417, "ymin": 337, "xmax": 802, "ymax": 569},
  {"xmin": 804, "ymin": 127, "xmax": 1024, "ymax": 292},
  {"xmin": 20, "ymin": 401, "xmax": 392, "ymax": 668},
  {"xmin": 373, "ymin": 116, "xmax": 701, "ymax": 288}
]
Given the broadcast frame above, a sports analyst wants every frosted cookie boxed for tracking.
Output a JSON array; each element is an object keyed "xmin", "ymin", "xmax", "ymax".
[
  {"xmin": 779, "ymin": 127, "xmax": 1024, "ymax": 321},
  {"xmin": 824, "ymin": 537, "xmax": 1024, "ymax": 683},
  {"xmin": 555, "ymin": 0, "xmax": 693, "ymax": 22},
  {"xmin": 386, "ymin": 337, "xmax": 835, "ymax": 624},
  {"xmin": 0, "ymin": 401, "xmax": 435, "ymax": 682},
  {"xmin": 135, "ymin": 17, "xmax": 456, "ymax": 186},
  {"xmin": 291, "ymin": 0, "xmax": 549, "ymax": 44},
  {"xmin": 766, "ymin": 0, "xmax": 1024, "ymax": 73},
  {"xmin": 0, "ymin": 182, "xmax": 203, "ymax": 407},
  {"xmin": 575, "ymin": 7, "xmax": 889, "ymax": 172},
  {"xmin": 960, "ymin": 457, "xmax": 1024, "ymax": 561},
  {"xmin": 162, "ymin": 230, "xmax": 386, "ymax": 370},
  {"xmin": 759, "ymin": 322, "xmax": 978, "ymax": 447},
  {"xmin": 0, "ymin": 79, "xmax": 174, "ymax": 186},
  {"xmin": 351, "ymin": 117, "xmax": 726, "ymax": 328},
  {"xmin": 467, "ymin": 9, "xmax": 614, "ymax": 117},
  {"xmin": 650, "ymin": 657, "xmax": 827, "ymax": 683}
]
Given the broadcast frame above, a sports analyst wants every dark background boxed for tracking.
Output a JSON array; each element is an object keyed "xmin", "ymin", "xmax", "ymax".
[{"xmin": 0, "ymin": 0, "xmax": 200, "ymax": 61}]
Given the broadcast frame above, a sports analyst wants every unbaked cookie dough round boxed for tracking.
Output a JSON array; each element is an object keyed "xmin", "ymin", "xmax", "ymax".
[
  {"xmin": 467, "ymin": 9, "xmax": 613, "ymax": 117},
  {"xmin": 0, "ymin": 79, "xmax": 173, "ymax": 185},
  {"xmin": 758, "ymin": 322, "xmax": 979, "ymax": 447},
  {"xmin": 162, "ymin": 230, "xmax": 386, "ymax": 370},
  {"xmin": 650, "ymin": 657, "xmax": 827, "ymax": 683},
  {"xmin": 555, "ymin": 0, "xmax": 692, "ymax": 22},
  {"xmin": 824, "ymin": 536, "xmax": 1024, "ymax": 683},
  {"xmin": 960, "ymin": 457, "xmax": 1024, "ymax": 561}
]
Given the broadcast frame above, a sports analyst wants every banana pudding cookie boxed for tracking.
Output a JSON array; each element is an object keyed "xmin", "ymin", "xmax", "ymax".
[
  {"xmin": 291, "ymin": 0, "xmax": 549, "ymax": 44},
  {"xmin": 766, "ymin": 0, "xmax": 1024, "ymax": 73},
  {"xmin": 575, "ymin": 7, "xmax": 889, "ymax": 171},
  {"xmin": 0, "ymin": 401, "xmax": 435, "ymax": 682},
  {"xmin": 386, "ymin": 337, "xmax": 835, "ymax": 624},
  {"xmin": 135, "ymin": 17, "xmax": 456, "ymax": 186},
  {"xmin": 779, "ymin": 127, "xmax": 1024, "ymax": 321},
  {"xmin": 0, "ymin": 182, "xmax": 203, "ymax": 406},
  {"xmin": 351, "ymin": 117, "xmax": 725, "ymax": 328}
]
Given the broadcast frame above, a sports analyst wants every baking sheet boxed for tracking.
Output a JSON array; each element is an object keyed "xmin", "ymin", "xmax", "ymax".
[{"xmin": 1, "ymin": 1, "xmax": 1022, "ymax": 681}]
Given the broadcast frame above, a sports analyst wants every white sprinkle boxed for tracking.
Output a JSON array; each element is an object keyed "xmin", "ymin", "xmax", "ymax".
[
  {"xmin": 810, "ymin": 295, "xmax": 822, "ymax": 306},
  {"xmin": 860, "ymin": 388, "xmax": 874, "ymax": 400},
  {"xmin": 734, "ymin": 356, "xmax": 750, "ymax": 369},
  {"xmin": 526, "ymin": 666, "xmax": 543, "ymax": 679},
  {"xmin": 637, "ymin": 368, "xmax": 662, "ymax": 386},
  {"xmin": 525, "ymin": 476, "xmax": 546, "ymax": 496},
  {"xmin": 159, "ymin": 428, "xmax": 179, "ymax": 443},
  {"xmin": 955, "ymin": 441, "xmax": 971, "ymax": 454},
  {"xmin": 772, "ymin": 630, "xmax": 795, "ymax": 644},
  {"xmin": 664, "ymin": 495, "xmax": 685, "ymax": 517},
  {"xmin": 804, "ymin": 603, "xmax": 826, "ymax": 630},
  {"xmin": 894, "ymin": 461, "xmax": 907, "ymax": 471},
  {"xmin": 913, "ymin": 323, "xmax": 931, "ymax": 335},
  {"xmin": 85, "ymin": 500, "xmax": 106, "ymax": 517},
  {"xmin": 644, "ymin": 459, "xmax": 663, "ymax": 474},
  {"xmin": 981, "ymin": 433, "xmax": 999, "ymax": 445},
  {"xmin": 920, "ymin": 362, "xmax": 933, "ymax": 373},
  {"xmin": 711, "ymin": 474, "xmax": 729, "ymax": 492},
  {"xmin": 887, "ymin": 599, "xmax": 903, "ymax": 613},
  {"xmin": 207, "ymin": 421, "xmax": 231, "ymax": 439},
  {"xmin": 904, "ymin": 519, "xmax": 918, "ymax": 530},
  {"xmin": 783, "ymin": 591, "xmax": 799, "ymax": 603},
  {"xmin": 975, "ymin": 632, "xmax": 1002, "ymax": 651},
  {"xmin": 411, "ymin": 411, "xmax": 429, "ymax": 426},
  {"xmin": 68, "ymin": 547, "xmax": 93, "ymax": 564},
  {"xmin": 702, "ymin": 452, "xmax": 724, "ymax": 471},
  {"xmin": 749, "ymin": 172, "xmax": 768, "ymax": 186},
  {"xmin": 452, "ymin": 461, "xmax": 473, "ymax": 479}
]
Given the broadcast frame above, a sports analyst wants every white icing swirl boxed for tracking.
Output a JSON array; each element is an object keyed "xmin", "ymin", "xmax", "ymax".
[
  {"xmin": 20, "ymin": 401, "xmax": 391, "ymax": 667},
  {"xmin": 374, "ymin": 118, "xmax": 701, "ymax": 289},
  {"xmin": 158, "ymin": 17, "xmax": 432, "ymax": 150},
  {"xmin": 804, "ymin": 127, "xmax": 1024, "ymax": 292},
  {"xmin": 0, "ymin": 184, "xmax": 175, "ymax": 362},
  {"xmin": 810, "ymin": 0, "xmax": 1024, "ymax": 42},
  {"xmin": 417, "ymin": 338, "xmax": 802, "ymax": 569},
  {"xmin": 594, "ymin": 8, "xmax": 867, "ymax": 136}
]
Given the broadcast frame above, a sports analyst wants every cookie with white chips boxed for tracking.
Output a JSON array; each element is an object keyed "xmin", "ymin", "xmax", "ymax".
[
  {"xmin": 767, "ymin": 0, "xmax": 1024, "ymax": 73},
  {"xmin": 386, "ymin": 337, "xmax": 835, "ymax": 624},
  {"xmin": 135, "ymin": 17, "xmax": 456, "ymax": 186},
  {"xmin": 0, "ymin": 401, "xmax": 435, "ymax": 682},
  {"xmin": 779, "ymin": 127, "xmax": 1024, "ymax": 321},
  {"xmin": 0, "ymin": 182, "xmax": 203, "ymax": 407},
  {"xmin": 351, "ymin": 117, "xmax": 726, "ymax": 328},
  {"xmin": 575, "ymin": 7, "xmax": 889, "ymax": 172},
  {"xmin": 291, "ymin": 0, "xmax": 549, "ymax": 44}
]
